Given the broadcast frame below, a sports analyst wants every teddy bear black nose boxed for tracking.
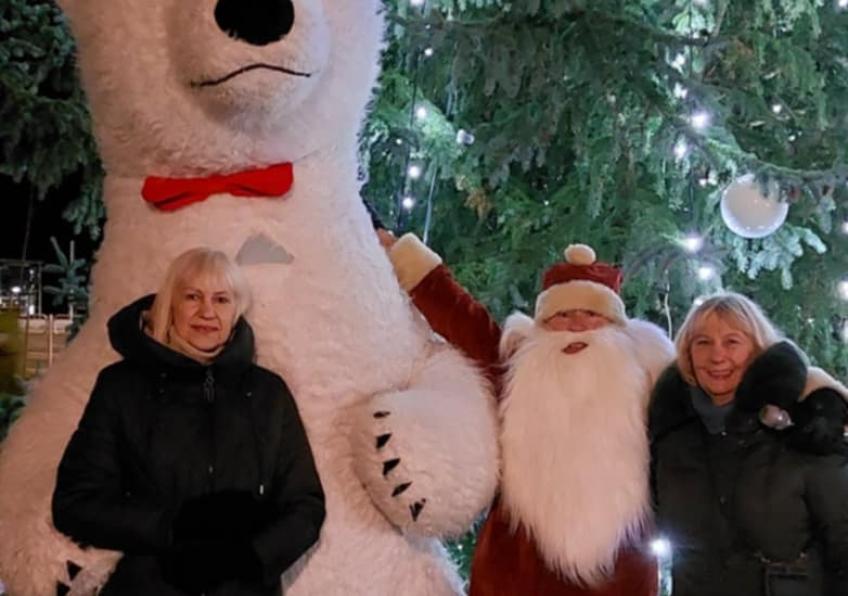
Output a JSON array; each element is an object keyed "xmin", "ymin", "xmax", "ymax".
[{"xmin": 214, "ymin": 0, "xmax": 295, "ymax": 46}]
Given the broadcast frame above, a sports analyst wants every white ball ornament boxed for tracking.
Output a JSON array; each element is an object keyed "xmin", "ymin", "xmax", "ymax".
[{"xmin": 720, "ymin": 174, "xmax": 788, "ymax": 239}]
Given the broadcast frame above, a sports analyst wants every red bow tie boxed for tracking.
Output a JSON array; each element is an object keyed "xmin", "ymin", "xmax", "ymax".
[{"xmin": 141, "ymin": 162, "xmax": 294, "ymax": 212}]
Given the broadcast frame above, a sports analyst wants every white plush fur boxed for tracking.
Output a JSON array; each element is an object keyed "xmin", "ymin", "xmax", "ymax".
[
  {"xmin": 499, "ymin": 325, "xmax": 652, "ymax": 586},
  {"xmin": 353, "ymin": 343, "xmax": 498, "ymax": 537},
  {"xmin": 499, "ymin": 312, "xmax": 536, "ymax": 359},
  {"xmin": 804, "ymin": 367, "xmax": 848, "ymax": 401},
  {"xmin": 623, "ymin": 318, "xmax": 675, "ymax": 397},
  {"xmin": 0, "ymin": 1, "xmax": 499, "ymax": 594}
]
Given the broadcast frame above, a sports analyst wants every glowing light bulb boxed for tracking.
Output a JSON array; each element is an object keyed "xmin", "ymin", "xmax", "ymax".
[
  {"xmin": 415, "ymin": 106, "xmax": 428, "ymax": 120},
  {"xmin": 682, "ymin": 234, "xmax": 704, "ymax": 253},
  {"xmin": 402, "ymin": 196, "xmax": 416, "ymax": 210},
  {"xmin": 408, "ymin": 164, "xmax": 422, "ymax": 180},
  {"xmin": 674, "ymin": 139, "xmax": 689, "ymax": 161},
  {"xmin": 838, "ymin": 280, "xmax": 848, "ymax": 301},
  {"xmin": 690, "ymin": 110, "xmax": 711, "ymax": 131},
  {"xmin": 697, "ymin": 265, "xmax": 716, "ymax": 281},
  {"xmin": 423, "ymin": 47, "xmax": 434, "ymax": 57},
  {"xmin": 651, "ymin": 538, "xmax": 672, "ymax": 559}
]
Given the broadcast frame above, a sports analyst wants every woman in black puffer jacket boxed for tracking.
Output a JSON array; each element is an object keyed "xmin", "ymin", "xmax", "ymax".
[
  {"xmin": 649, "ymin": 292, "xmax": 848, "ymax": 596},
  {"xmin": 52, "ymin": 248, "xmax": 325, "ymax": 596}
]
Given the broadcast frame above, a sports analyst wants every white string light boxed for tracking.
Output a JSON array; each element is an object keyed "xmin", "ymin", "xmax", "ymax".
[
  {"xmin": 838, "ymin": 280, "xmax": 848, "ymax": 301},
  {"xmin": 674, "ymin": 138, "xmax": 689, "ymax": 161},
  {"xmin": 410, "ymin": 0, "xmax": 425, "ymax": 6},
  {"xmin": 423, "ymin": 47, "xmax": 434, "ymax": 57},
  {"xmin": 651, "ymin": 538, "xmax": 672, "ymax": 559},
  {"xmin": 402, "ymin": 196, "xmax": 416, "ymax": 210},
  {"xmin": 771, "ymin": 103, "xmax": 783, "ymax": 114},
  {"xmin": 415, "ymin": 106, "xmax": 428, "ymax": 120},
  {"xmin": 697, "ymin": 264, "xmax": 716, "ymax": 281},
  {"xmin": 690, "ymin": 110, "xmax": 711, "ymax": 131},
  {"xmin": 408, "ymin": 164, "xmax": 423, "ymax": 179},
  {"xmin": 681, "ymin": 233, "xmax": 704, "ymax": 253}
]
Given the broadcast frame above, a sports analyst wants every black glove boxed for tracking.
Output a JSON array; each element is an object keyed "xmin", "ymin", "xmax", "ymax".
[
  {"xmin": 159, "ymin": 539, "xmax": 263, "ymax": 594},
  {"xmin": 786, "ymin": 388, "xmax": 848, "ymax": 456},
  {"xmin": 172, "ymin": 490, "xmax": 275, "ymax": 544}
]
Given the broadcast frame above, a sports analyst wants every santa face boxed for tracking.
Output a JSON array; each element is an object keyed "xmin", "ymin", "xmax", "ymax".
[
  {"xmin": 543, "ymin": 309, "xmax": 612, "ymax": 354},
  {"xmin": 499, "ymin": 324, "xmax": 652, "ymax": 586}
]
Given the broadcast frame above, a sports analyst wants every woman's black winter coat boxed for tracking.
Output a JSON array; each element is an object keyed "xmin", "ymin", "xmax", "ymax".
[
  {"xmin": 52, "ymin": 295, "xmax": 325, "ymax": 595},
  {"xmin": 649, "ymin": 342, "xmax": 848, "ymax": 596}
]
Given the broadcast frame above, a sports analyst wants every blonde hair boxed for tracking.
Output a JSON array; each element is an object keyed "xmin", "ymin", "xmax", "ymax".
[
  {"xmin": 148, "ymin": 248, "xmax": 251, "ymax": 343},
  {"xmin": 675, "ymin": 292, "xmax": 782, "ymax": 385}
]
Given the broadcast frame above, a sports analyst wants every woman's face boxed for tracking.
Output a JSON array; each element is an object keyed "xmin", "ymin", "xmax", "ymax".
[
  {"xmin": 689, "ymin": 313, "xmax": 756, "ymax": 405},
  {"xmin": 171, "ymin": 273, "xmax": 236, "ymax": 352}
]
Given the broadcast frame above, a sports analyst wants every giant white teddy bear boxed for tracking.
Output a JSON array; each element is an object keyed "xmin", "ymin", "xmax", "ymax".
[{"xmin": 0, "ymin": 1, "xmax": 499, "ymax": 594}]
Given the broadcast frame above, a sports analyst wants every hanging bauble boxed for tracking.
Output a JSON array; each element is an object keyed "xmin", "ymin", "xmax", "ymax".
[{"xmin": 720, "ymin": 174, "xmax": 788, "ymax": 239}]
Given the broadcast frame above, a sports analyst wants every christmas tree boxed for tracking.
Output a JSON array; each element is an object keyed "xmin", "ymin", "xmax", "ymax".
[{"xmin": 363, "ymin": 0, "xmax": 848, "ymax": 377}]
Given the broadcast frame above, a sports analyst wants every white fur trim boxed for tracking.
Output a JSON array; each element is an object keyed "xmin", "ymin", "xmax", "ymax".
[
  {"xmin": 500, "ymin": 312, "xmax": 536, "ymax": 359},
  {"xmin": 353, "ymin": 344, "xmax": 498, "ymax": 537},
  {"xmin": 623, "ymin": 319, "xmax": 675, "ymax": 397},
  {"xmin": 500, "ymin": 326, "xmax": 651, "ymax": 585},
  {"xmin": 389, "ymin": 233, "xmax": 443, "ymax": 293},
  {"xmin": 535, "ymin": 280, "xmax": 627, "ymax": 324},
  {"xmin": 803, "ymin": 367, "xmax": 848, "ymax": 402},
  {"xmin": 564, "ymin": 244, "xmax": 596, "ymax": 266}
]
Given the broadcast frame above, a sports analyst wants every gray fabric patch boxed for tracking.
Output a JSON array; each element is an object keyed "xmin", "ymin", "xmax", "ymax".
[{"xmin": 236, "ymin": 233, "xmax": 294, "ymax": 266}]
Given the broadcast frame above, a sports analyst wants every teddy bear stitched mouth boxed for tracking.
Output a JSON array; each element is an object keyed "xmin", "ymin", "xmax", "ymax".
[{"xmin": 191, "ymin": 63, "xmax": 312, "ymax": 88}]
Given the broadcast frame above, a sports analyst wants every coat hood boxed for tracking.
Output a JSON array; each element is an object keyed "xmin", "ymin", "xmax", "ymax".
[{"xmin": 108, "ymin": 294, "xmax": 255, "ymax": 376}]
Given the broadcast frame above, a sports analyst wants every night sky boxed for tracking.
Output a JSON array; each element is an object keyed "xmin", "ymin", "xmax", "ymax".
[{"xmin": 1, "ymin": 175, "xmax": 100, "ymax": 265}]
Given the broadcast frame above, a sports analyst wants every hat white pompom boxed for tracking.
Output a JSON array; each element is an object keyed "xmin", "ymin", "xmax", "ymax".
[{"xmin": 564, "ymin": 244, "xmax": 596, "ymax": 266}]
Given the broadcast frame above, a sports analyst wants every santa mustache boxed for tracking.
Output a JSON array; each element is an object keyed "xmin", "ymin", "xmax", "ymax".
[{"xmin": 511, "ymin": 325, "xmax": 624, "ymax": 361}]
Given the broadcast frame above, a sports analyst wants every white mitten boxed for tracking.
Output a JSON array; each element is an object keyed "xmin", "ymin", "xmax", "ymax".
[{"xmin": 353, "ymin": 345, "xmax": 498, "ymax": 537}]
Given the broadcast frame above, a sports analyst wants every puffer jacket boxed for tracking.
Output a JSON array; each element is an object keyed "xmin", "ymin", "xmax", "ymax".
[
  {"xmin": 53, "ymin": 295, "xmax": 325, "ymax": 595},
  {"xmin": 649, "ymin": 342, "xmax": 848, "ymax": 596}
]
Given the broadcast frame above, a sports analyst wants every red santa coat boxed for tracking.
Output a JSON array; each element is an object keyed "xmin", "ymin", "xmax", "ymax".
[{"xmin": 394, "ymin": 238, "xmax": 657, "ymax": 596}]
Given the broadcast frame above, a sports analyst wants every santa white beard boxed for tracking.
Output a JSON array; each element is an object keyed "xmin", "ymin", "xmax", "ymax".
[{"xmin": 499, "ymin": 324, "xmax": 652, "ymax": 586}]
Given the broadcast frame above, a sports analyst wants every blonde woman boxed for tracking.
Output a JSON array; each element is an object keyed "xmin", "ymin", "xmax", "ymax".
[
  {"xmin": 52, "ymin": 248, "xmax": 325, "ymax": 596},
  {"xmin": 649, "ymin": 292, "xmax": 848, "ymax": 596}
]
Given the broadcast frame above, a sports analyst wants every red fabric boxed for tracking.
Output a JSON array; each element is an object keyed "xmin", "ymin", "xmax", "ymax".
[
  {"xmin": 410, "ymin": 265, "xmax": 503, "ymax": 392},
  {"xmin": 409, "ymin": 264, "xmax": 656, "ymax": 596},
  {"xmin": 470, "ymin": 499, "xmax": 657, "ymax": 596},
  {"xmin": 141, "ymin": 162, "xmax": 294, "ymax": 212},
  {"xmin": 541, "ymin": 260, "xmax": 622, "ymax": 294}
]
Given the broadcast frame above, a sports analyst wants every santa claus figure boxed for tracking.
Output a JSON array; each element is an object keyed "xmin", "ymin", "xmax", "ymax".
[{"xmin": 386, "ymin": 233, "xmax": 675, "ymax": 596}]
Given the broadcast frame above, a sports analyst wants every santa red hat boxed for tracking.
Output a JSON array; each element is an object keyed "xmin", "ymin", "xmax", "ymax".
[{"xmin": 534, "ymin": 244, "xmax": 627, "ymax": 325}]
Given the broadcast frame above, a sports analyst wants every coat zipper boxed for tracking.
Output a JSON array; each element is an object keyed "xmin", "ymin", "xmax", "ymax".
[{"xmin": 203, "ymin": 368, "xmax": 215, "ymax": 404}]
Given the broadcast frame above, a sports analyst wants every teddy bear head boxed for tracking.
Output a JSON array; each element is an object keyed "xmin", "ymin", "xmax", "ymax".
[{"xmin": 58, "ymin": 0, "xmax": 384, "ymax": 176}]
